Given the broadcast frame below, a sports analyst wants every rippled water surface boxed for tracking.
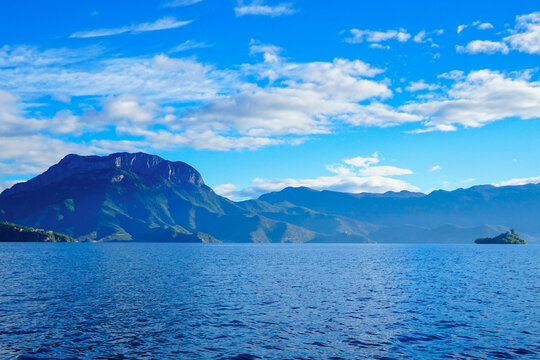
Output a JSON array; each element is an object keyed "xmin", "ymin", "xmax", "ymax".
[{"xmin": 0, "ymin": 243, "xmax": 539, "ymax": 359}]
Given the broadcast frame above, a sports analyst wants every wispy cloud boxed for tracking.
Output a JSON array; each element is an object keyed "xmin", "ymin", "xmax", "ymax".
[
  {"xmin": 163, "ymin": 0, "xmax": 203, "ymax": 7},
  {"xmin": 169, "ymin": 40, "xmax": 210, "ymax": 53},
  {"xmin": 235, "ymin": 0, "xmax": 296, "ymax": 17},
  {"xmin": 70, "ymin": 17, "xmax": 191, "ymax": 38},
  {"xmin": 457, "ymin": 21, "xmax": 494, "ymax": 34},
  {"xmin": 0, "ymin": 52, "xmax": 231, "ymax": 102}
]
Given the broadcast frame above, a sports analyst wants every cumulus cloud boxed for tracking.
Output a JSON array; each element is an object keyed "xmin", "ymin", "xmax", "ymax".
[
  {"xmin": 70, "ymin": 17, "xmax": 191, "ymax": 38},
  {"xmin": 0, "ymin": 41, "xmax": 406, "ymax": 170},
  {"xmin": 457, "ymin": 12, "xmax": 540, "ymax": 55},
  {"xmin": 456, "ymin": 40, "xmax": 509, "ymax": 54},
  {"xmin": 235, "ymin": 1, "xmax": 296, "ymax": 17},
  {"xmin": 430, "ymin": 165, "xmax": 441, "ymax": 172},
  {"xmin": 345, "ymin": 29, "xmax": 411, "ymax": 44},
  {"xmin": 343, "ymin": 153, "xmax": 380, "ymax": 168},
  {"xmin": 214, "ymin": 153, "xmax": 418, "ymax": 200},
  {"xmin": 402, "ymin": 69, "xmax": 540, "ymax": 132},
  {"xmin": 103, "ymin": 95, "xmax": 157, "ymax": 124},
  {"xmin": 182, "ymin": 48, "xmax": 395, "ymax": 137},
  {"xmin": 504, "ymin": 12, "xmax": 540, "ymax": 54}
]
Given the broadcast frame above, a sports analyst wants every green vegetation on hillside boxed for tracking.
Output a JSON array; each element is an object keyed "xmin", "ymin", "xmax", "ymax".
[
  {"xmin": 0, "ymin": 222, "xmax": 76, "ymax": 242},
  {"xmin": 475, "ymin": 229, "xmax": 527, "ymax": 244}
]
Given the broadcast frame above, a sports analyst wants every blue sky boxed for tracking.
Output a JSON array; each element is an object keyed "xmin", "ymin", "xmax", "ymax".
[{"xmin": 1, "ymin": 0, "xmax": 540, "ymax": 199}]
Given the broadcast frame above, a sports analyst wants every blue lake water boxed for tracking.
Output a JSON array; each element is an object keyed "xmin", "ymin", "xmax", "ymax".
[{"xmin": 0, "ymin": 243, "xmax": 538, "ymax": 359}]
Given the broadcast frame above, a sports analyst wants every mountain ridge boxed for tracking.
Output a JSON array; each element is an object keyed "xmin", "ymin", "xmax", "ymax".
[{"xmin": 1, "ymin": 152, "xmax": 538, "ymax": 243}]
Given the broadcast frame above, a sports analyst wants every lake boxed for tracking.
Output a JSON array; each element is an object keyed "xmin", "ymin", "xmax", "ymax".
[{"xmin": 0, "ymin": 243, "xmax": 538, "ymax": 359}]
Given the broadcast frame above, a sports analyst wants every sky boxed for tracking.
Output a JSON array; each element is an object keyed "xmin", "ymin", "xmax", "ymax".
[{"xmin": 1, "ymin": 0, "xmax": 540, "ymax": 200}]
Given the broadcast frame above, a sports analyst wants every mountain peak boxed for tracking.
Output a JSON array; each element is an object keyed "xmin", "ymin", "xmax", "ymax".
[{"xmin": 1, "ymin": 152, "xmax": 205, "ymax": 197}]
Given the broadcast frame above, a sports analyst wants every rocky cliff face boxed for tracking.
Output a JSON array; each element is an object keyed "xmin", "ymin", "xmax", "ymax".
[{"xmin": 2, "ymin": 153, "xmax": 206, "ymax": 197}]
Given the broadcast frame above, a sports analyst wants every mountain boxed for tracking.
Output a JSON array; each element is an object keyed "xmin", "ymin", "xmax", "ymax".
[
  {"xmin": 259, "ymin": 185, "xmax": 540, "ymax": 243},
  {"xmin": 0, "ymin": 221, "xmax": 75, "ymax": 242},
  {"xmin": 1, "ymin": 152, "xmax": 538, "ymax": 243},
  {"xmin": 0, "ymin": 153, "xmax": 319, "ymax": 243}
]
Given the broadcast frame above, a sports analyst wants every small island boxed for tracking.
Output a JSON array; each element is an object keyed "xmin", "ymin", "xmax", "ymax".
[
  {"xmin": 475, "ymin": 229, "xmax": 527, "ymax": 244},
  {"xmin": 0, "ymin": 221, "xmax": 76, "ymax": 242}
]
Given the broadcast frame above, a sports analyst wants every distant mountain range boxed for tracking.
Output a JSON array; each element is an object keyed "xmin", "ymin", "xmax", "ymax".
[{"xmin": 1, "ymin": 152, "xmax": 538, "ymax": 243}]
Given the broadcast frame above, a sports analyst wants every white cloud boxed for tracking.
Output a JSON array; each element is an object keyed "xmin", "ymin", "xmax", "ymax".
[
  {"xmin": 169, "ymin": 40, "xmax": 210, "ymax": 53},
  {"xmin": 477, "ymin": 22, "xmax": 494, "ymax": 30},
  {"xmin": 163, "ymin": 0, "xmax": 203, "ymax": 7},
  {"xmin": 405, "ymin": 80, "xmax": 440, "ymax": 92},
  {"xmin": 215, "ymin": 153, "xmax": 418, "ymax": 200},
  {"xmin": 402, "ymin": 69, "xmax": 540, "ymax": 131},
  {"xmin": 212, "ymin": 183, "xmax": 239, "ymax": 199},
  {"xmin": 413, "ymin": 30, "xmax": 427, "ymax": 43},
  {"xmin": 430, "ymin": 165, "xmax": 441, "ymax": 172},
  {"xmin": 457, "ymin": 12, "xmax": 540, "ymax": 55},
  {"xmin": 496, "ymin": 175, "xmax": 540, "ymax": 187},
  {"xmin": 369, "ymin": 43, "xmax": 390, "ymax": 50},
  {"xmin": 70, "ymin": 17, "xmax": 191, "ymax": 38},
  {"xmin": 0, "ymin": 43, "xmax": 401, "ymax": 159},
  {"xmin": 457, "ymin": 21, "xmax": 494, "ymax": 34},
  {"xmin": 504, "ymin": 12, "xmax": 540, "ymax": 54},
  {"xmin": 103, "ymin": 95, "xmax": 157, "ymax": 124},
  {"xmin": 412, "ymin": 29, "xmax": 441, "ymax": 46},
  {"xmin": 184, "ymin": 55, "xmax": 392, "ymax": 137},
  {"xmin": 0, "ymin": 44, "xmax": 102, "ymax": 67},
  {"xmin": 0, "ymin": 90, "xmax": 82, "ymax": 136},
  {"xmin": 438, "ymin": 70, "xmax": 465, "ymax": 80},
  {"xmin": 345, "ymin": 29, "xmax": 411, "ymax": 44},
  {"xmin": 456, "ymin": 40, "xmax": 509, "ymax": 54},
  {"xmin": 0, "ymin": 52, "xmax": 231, "ymax": 102},
  {"xmin": 344, "ymin": 103, "xmax": 422, "ymax": 127},
  {"xmin": 343, "ymin": 153, "xmax": 379, "ymax": 168},
  {"xmin": 235, "ymin": 1, "xmax": 296, "ymax": 17},
  {"xmin": 249, "ymin": 39, "xmax": 283, "ymax": 63}
]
